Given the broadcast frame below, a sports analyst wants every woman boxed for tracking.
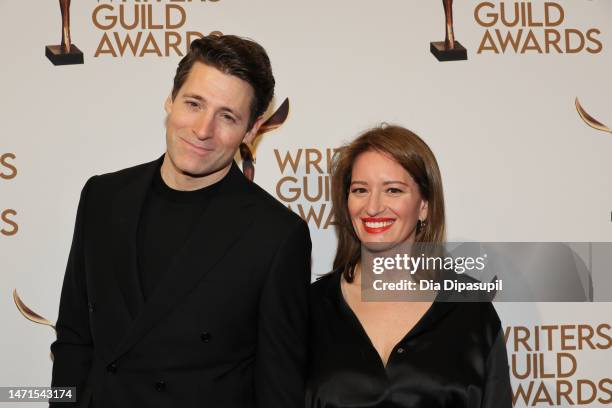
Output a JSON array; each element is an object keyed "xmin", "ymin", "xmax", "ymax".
[{"xmin": 307, "ymin": 125, "xmax": 512, "ymax": 408}]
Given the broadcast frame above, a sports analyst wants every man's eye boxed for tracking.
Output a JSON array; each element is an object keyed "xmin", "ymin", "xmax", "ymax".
[
  {"xmin": 186, "ymin": 101, "xmax": 199, "ymax": 109},
  {"xmin": 222, "ymin": 114, "xmax": 236, "ymax": 123}
]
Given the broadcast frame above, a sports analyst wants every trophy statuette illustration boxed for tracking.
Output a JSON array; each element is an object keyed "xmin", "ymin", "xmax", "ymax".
[
  {"xmin": 576, "ymin": 98, "xmax": 612, "ymax": 134},
  {"xmin": 239, "ymin": 98, "xmax": 290, "ymax": 181},
  {"xmin": 430, "ymin": 0, "xmax": 467, "ymax": 61},
  {"xmin": 45, "ymin": 0, "xmax": 84, "ymax": 65}
]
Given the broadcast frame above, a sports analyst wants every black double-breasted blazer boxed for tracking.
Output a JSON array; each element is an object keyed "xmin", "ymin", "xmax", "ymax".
[{"xmin": 50, "ymin": 157, "xmax": 312, "ymax": 408}]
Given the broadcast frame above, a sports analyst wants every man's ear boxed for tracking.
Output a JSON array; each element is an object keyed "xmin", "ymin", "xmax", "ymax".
[
  {"xmin": 164, "ymin": 94, "xmax": 173, "ymax": 114},
  {"xmin": 243, "ymin": 115, "xmax": 265, "ymax": 144}
]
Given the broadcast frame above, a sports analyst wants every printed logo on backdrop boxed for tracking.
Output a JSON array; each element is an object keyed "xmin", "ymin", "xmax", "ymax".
[
  {"xmin": 475, "ymin": 1, "xmax": 603, "ymax": 55},
  {"xmin": 506, "ymin": 323, "xmax": 612, "ymax": 406},
  {"xmin": 430, "ymin": 1, "xmax": 604, "ymax": 61},
  {"xmin": 574, "ymin": 98, "xmax": 612, "ymax": 223},
  {"xmin": 235, "ymin": 99, "xmax": 336, "ymax": 230},
  {"xmin": 45, "ymin": 0, "xmax": 84, "ymax": 65},
  {"xmin": 93, "ymin": 0, "xmax": 221, "ymax": 58},
  {"xmin": 45, "ymin": 0, "xmax": 223, "ymax": 63},
  {"xmin": 236, "ymin": 94, "xmax": 337, "ymax": 230},
  {"xmin": 274, "ymin": 146, "xmax": 338, "ymax": 230},
  {"xmin": 239, "ymin": 99, "xmax": 290, "ymax": 182},
  {"xmin": 575, "ymin": 98, "xmax": 612, "ymax": 135},
  {"xmin": 430, "ymin": 0, "xmax": 469, "ymax": 61},
  {"xmin": 1, "ymin": 153, "xmax": 18, "ymax": 237}
]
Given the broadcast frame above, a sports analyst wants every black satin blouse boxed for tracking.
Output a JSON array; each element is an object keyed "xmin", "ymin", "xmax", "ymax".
[{"xmin": 307, "ymin": 271, "xmax": 513, "ymax": 408}]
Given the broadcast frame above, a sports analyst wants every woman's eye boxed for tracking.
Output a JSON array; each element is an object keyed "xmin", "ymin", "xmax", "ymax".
[
  {"xmin": 350, "ymin": 188, "xmax": 367, "ymax": 194},
  {"xmin": 387, "ymin": 188, "xmax": 403, "ymax": 194}
]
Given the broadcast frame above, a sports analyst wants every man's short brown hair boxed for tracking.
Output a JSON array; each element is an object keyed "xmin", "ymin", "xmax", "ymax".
[{"xmin": 172, "ymin": 35, "xmax": 275, "ymax": 129}]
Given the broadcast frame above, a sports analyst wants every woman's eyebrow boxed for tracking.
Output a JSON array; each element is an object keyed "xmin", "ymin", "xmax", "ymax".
[{"xmin": 382, "ymin": 181, "xmax": 410, "ymax": 186}]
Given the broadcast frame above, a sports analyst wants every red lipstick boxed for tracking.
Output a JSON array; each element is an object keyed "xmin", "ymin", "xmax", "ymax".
[{"xmin": 361, "ymin": 217, "xmax": 395, "ymax": 234}]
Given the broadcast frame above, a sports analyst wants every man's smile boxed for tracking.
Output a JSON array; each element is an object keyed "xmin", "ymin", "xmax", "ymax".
[{"xmin": 181, "ymin": 137, "xmax": 213, "ymax": 156}]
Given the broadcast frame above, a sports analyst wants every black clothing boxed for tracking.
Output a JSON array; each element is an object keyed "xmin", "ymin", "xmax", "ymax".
[
  {"xmin": 307, "ymin": 270, "xmax": 513, "ymax": 408},
  {"xmin": 137, "ymin": 166, "xmax": 223, "ymax": 300},
  {"xmin": 50, "ymin": 157, "xmax": 312, "ymax": 408}
]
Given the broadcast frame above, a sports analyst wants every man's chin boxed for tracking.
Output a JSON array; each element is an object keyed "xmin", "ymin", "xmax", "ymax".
[
  {"xmin": 178, "ymin": 166, "xmax": 213, "ymax": 179},
  {"xmin": 171, "ymin": 155, "xmax": 213, "ymax": 177},
  {"xmin": 177, "ymin": 161, "xmax": 231, "ymax": 181},
  {"xmin": 166, "ymin": 152, "xmax": 232, "ymax": 181}
]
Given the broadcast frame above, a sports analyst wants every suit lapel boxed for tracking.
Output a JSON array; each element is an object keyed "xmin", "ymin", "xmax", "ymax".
[
  {"xmin": 113, "ymin": 162, "xmax": 256, "ymax": 359},
  {"xmin": 109, "ymin": 158, "xmax": 162, "ymax": 320}
]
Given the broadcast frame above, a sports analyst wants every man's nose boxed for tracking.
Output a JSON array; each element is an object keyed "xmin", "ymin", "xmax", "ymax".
[
  {"xmin": 193, "ymin": 111, "xmax": 214, "ymax": 139},
  {"xmin": 366, "ymin": 191, "xmax": 385, "ymax": 216}
]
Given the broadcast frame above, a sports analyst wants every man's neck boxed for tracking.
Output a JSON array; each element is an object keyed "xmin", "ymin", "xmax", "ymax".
[{"xmin": 160, "ymin": 155, "xmax": 231, "ymax": 191}]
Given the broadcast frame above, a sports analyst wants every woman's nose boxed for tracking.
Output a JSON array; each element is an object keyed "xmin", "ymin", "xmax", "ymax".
[{"xmin": 365, "ymin": 191, "xmax": 385, "ymax": 216}]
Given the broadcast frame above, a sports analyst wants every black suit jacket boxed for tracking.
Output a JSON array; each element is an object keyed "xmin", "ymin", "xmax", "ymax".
[{"xmin": 50, "ymin": 157, "xmax": 312, "ymax": 408}]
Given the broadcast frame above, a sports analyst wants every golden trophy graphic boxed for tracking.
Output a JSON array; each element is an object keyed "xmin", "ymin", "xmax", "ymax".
[
  {"xmin": 45, "ymin": 0, "xmax": 84, "ymax": 65},
  {"xmin": 430, "ymin": 0, "xmax": 467, "ymax": 61},
  {"xmin": 13, "ymin": 289, "xmax": 55, "ymax": 329},
  {"xmin": 239, "ymin": 98, "xmax": 290, "ymax": 181},
  {"xmin": 576, "ymin": 98, "xmax": 612, "ymax": 134}
]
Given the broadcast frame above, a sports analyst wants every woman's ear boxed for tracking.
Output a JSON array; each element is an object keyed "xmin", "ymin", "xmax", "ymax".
[{"xmin": 419, "ymin": 199, "xmax": 429, "ymax": 222}]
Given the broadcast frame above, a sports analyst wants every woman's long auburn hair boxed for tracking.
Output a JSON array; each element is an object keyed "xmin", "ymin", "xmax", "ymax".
[{"xmin": 331, "ymin": 125, "xmax": 446, "ymax": 282}]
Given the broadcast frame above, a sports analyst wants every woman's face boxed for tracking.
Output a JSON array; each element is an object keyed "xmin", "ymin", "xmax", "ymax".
[{"xmin": 348, "ymin": 150, "xmax": 428, "ymax": 246}]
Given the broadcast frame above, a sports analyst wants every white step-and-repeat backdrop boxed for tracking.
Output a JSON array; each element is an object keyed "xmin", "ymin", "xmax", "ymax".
[{"xmin": 1, "ymin": 0, "xmax": 611, "ymax": 406}]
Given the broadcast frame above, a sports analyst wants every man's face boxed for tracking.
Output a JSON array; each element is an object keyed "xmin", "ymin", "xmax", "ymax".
[{"xmin": 164, "ymin": 62, "xmax": 262, "ymax": 185}]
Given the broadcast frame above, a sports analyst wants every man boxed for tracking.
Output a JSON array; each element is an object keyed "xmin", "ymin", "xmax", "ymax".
[{"xmin": 50, "ymin": 35, "xmax": 312, "ymax": 408}]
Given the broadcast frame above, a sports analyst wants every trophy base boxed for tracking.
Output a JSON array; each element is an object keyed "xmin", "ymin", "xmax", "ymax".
[
  {"xmin": 430, "ymin": 41, "xmax": 468, "ymax": 62},
  {"xmin": 45, "ymin": 44, "xmax": 84, "ymax": 66}
]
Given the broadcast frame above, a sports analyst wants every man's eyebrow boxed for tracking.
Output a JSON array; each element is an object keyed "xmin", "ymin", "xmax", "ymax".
[
  {"xmin": 182, "ymin": 93, "xmax": 204, "ymax": 101},
  {"xmin": 181, "ymin": 94, "xmax": 243, "ymax": 121}
]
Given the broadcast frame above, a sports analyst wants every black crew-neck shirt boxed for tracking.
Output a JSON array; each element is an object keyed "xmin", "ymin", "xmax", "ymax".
[{"xmin": 136, "ymin": 167, "xmax": 224, "ymax": 300}]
